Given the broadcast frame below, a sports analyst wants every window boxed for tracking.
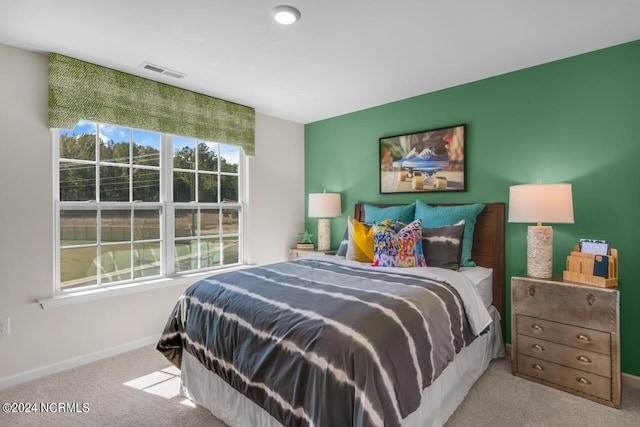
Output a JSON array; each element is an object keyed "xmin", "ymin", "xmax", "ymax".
[{"xmin": 55, "ymin": 121, "xmax": 243, "ymax": 291}]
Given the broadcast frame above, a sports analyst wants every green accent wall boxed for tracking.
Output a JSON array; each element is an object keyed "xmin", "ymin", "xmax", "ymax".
[{"xmin": 305, "ymin": 40, "xmax": 640, "ymax": 376}]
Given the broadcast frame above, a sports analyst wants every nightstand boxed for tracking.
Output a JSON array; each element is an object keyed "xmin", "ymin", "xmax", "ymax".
[
  {"xmin": 511, "ymin": 276, "xmax": 620, "ymax": 408},
  {"xmin": 288, "ymin": 248, "xmax": 337, "ymax": 260}
]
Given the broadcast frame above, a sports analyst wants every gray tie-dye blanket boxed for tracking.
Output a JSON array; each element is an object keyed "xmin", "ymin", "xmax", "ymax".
[{"xmin": 157, "ymin": 258, "xmax": 476, "ymax": 427}]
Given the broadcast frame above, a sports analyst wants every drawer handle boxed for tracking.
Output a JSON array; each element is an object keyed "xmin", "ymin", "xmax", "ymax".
[
  {"xmin": 532, "ymin": 364, "xmax": 545, "ymax": 371},
  {"xmin": 528, "ymin": 285, "xmax": 536, "ymax": 297},
  {"xmin": 531, "ymin": 324, "xmax": 544, "ymax": 332},
  {"xmin": 576, "ymin": 355, "xmax": 592, "ymax": 364},
  {"xmin": 576, "ymin": 334, "xmax": 592, "ymax": 343},
  {"xmin": 576, "ymin": 377, "xmax": 592, "ymax": 386},
  {"xmin": 532, "ymin": 344, "xmax": 544, "ymax": 352}
]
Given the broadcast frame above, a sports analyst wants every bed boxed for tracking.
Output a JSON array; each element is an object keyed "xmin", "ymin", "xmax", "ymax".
[{"xmin": 158, "ymin": 202, "xmax": 506, "ymax": 427}]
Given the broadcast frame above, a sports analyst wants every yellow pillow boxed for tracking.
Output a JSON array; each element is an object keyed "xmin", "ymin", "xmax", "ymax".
[{"xmin": 347, "ymin": 216, "xmax": 391, "ymax": 262}]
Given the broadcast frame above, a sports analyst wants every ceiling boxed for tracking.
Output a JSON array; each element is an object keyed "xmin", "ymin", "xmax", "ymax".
[{"xmin": 1, "ymin": 1, "xmax": 639, "ymax": 124}]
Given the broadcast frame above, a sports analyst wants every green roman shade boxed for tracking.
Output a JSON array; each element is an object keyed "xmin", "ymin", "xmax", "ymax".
[{"xmin": 48, "ymin": 53, "xmax": 255, "ymax": 156}]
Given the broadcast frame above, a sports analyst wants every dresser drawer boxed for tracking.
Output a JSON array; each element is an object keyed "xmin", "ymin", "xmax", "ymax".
[
  {"xmin": 512, "ymin": 278, "xmax": 616, "ymax": 332},
  {"xmin": 517, "ymin": 334, "xmax": 611, "ymax": 377},
  {"xmin": 517, "ymin": 354, "xmax": 611, "ymax": 401},
  {"xmin": 516, "ymin": 315, "xmax": 610, "ymax": 355}
]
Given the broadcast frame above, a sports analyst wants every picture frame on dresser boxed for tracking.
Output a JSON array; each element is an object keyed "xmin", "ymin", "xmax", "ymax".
[
  {"xmin": 379, "ymin": 123, "xmax": 467, "ymax": 194},
  {"xmin": 579, "ymin": 239, "xmax": 610, "ymax": 256}
]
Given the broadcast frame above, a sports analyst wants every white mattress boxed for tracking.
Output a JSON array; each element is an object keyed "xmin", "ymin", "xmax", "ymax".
[
  {"xmin": 180, "ymin": 306, "xmax": 505, "ymax": 427},
  {"xmin": 460, "ymin": 266, "xmax": 494, "ymax": 309}
]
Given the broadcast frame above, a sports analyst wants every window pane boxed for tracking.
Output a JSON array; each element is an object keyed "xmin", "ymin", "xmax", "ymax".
[
  {"xmin": 60, "ymin": 246, "xmax": 98, "ymax": 289},
  {"xmin": 134, "ymin": 209, "xmax": 160, "ymax": 240},
  {"xmin": 198, "ymin": 142, "xmax": 218, "ymax": 172},
  {"xmin": 222, "ymin": 208, "xmax": 239, "ymax": 234},
  {"xmin": 133, "ymin": 130, "xmax": 160, "ymax": 166},
  {"xmin": 175, "ymin": 240, "xmax": 197, "ymax": 272},
  {"xmin": 220, "ymin": 144, "xmax": 239, "ymax": 173},
  {"xmin": 60, "ymin": 122, "xmax": 97, "ymax": 161},
  {"xmin": 100, "ymin": 244, "xmax": 131, "ymax": 283},
  {"xmin": 175, "ymin": 209, "xmax": 197, "ymax": 237},
  {"xmin": 200, "ymin": 238, "xmax": 220, "ymax": 269},
  {"xmin": 99, "ymin": 124, "xmax": 130, "ymax": 164},
  {"xmin": 60, "ymin": 210, "xmax": 97, "ymax": 246},
  {"xmin": 100, "ymin": 166, "xmax": 130, "ymax": 201},
  {"xmin": 133, "ymin": 168, "xmax": 160, "ymax": 202},
  {"xmin": 198, "ymin": 173, "xmax": 218, "ymax": 202},
  {"xmin": 173, "ymin": 171, "xmax": 195, "ymax": 202},
  {"xmin": 60, "ymin": 162, "xmax": 96, "ymax": 201},
  {"xmin": 101, "ymin": 210, "xmax": 131, "ymax": 242},
  {"xmin": 135, "ymin": 242, "xmax": 161, "ymax": 278},
  {"xmin": 223, "ymin": 237, "xmax": 240, "ymax": 265},
  {"xmin": 201, "ymin": 209, "xmax": 220, "ymax": 236},
  {"xmin": 173, "ymin": 136, "xmax": 196, "ymax": 170},
  {"xmin": 220, "ymin": 175, "xmax": 238, "ymax": 202}
]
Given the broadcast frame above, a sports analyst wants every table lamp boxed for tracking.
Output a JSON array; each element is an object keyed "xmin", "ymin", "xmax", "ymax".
[
  {"xmin": 508, "ymin": 183, "xmax": 574, "ymax": 278},
  {"xmin": 308, "ymin": 193, "xmax": 341, "ymax": 252}
]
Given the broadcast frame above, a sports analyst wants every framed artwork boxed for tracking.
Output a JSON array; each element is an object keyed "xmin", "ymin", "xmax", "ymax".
[{"xmin": 379, "ymin": 123, "xmax": 466, "ymax": 194}]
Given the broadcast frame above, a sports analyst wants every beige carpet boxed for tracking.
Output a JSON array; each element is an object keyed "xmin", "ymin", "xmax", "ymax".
[
  {"xmin": 445, "ymin": 359, "xmax": 640, "ymax": 427},
  {"xmin": 1, "ymin": 346, "xmax": 638, "ymax": 426},
  {"xmin": 0, "ymin": 346, "xmax": 226, "ymax": 427}
]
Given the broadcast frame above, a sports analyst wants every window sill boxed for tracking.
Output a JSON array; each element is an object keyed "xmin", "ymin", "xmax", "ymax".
[{"xmin": 38, "ymin": 264, "xmax": 254, "ymax": 310}]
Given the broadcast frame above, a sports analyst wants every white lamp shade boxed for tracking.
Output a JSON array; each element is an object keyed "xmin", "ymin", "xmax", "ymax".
[
  {"xmin": 508, "ymin": 183, "xmax": 574, "ymax": 224},
  {"xmin": 308, "ymin": 193, "xmax": 341, "ymax": 218}
]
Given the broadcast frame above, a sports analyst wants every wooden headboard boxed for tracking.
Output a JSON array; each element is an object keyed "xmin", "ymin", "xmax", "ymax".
[{"xmin": 354, "ymin": 202, "xmax": 506, "ymax": 336}]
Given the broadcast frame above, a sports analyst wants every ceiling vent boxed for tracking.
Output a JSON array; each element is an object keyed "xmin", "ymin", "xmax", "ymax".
[{"xmin": 140, "ymin": 62, "xmax": 187, "ymax": 79}]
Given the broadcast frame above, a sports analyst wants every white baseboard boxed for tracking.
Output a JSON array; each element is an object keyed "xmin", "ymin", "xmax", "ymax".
[
  {"xmin": 623, "ymin": 372, "xmax": 640, "ymax": 389},
  {"xmin": 0, "ymin": 335, "xmax": 159, "ymax": 390}
]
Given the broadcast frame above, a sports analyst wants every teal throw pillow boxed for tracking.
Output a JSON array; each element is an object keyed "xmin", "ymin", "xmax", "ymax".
[
  {"xmin": 364, "ymin": 203, "xmax": 415, "ymax": 224},
  {"xmin": 414, "ymin": 201, "xmax": 484, "ymax": 267}
]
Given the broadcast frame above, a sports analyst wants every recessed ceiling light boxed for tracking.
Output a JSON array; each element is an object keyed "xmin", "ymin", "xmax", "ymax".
[{"xmin": 273, "ymin": 5, "xmax": 301, "ymax": 25}]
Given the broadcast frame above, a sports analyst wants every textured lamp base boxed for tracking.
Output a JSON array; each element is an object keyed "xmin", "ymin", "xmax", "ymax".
[
  {"xmin": 317, "ymin": 218, "xmax": 331, "ymax": 252},
  {"xmin": 527, "ymin": 225, "xmax": 553, "ymax": 279}
]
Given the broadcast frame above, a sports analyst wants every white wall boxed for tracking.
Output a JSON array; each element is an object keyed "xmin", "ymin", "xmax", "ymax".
[
  {"xmin": 0, "ymin": 43, "xmax": 305, "ymax": 387},
  {"xmin": 248, "ymin": 113, "xmax": 306, "ymax": 264}
]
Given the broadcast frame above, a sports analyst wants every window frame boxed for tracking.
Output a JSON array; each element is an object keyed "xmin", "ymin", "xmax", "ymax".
[{"xmin": 53, "ymin": 122, "xmax": 245, "ymax": 294}]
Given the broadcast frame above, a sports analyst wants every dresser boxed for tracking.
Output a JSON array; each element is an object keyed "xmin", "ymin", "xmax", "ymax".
[{"xmin": 511, "ymin": 276, "xmax": 620, "ymax": 408}]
